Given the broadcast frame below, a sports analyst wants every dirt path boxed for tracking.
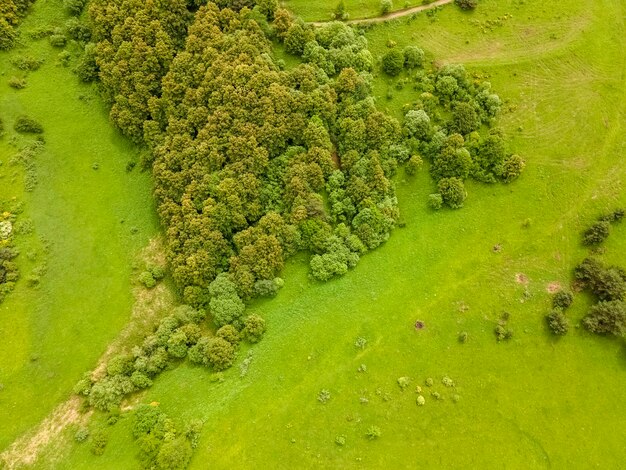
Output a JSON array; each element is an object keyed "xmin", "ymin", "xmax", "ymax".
[{"xmin": 310, "ymin": 0, "xmax": 454, "ymax": 26}]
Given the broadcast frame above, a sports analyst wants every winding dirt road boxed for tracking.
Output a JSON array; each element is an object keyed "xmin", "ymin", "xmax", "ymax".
[{"xmin": 310, "ymin": 0, "xmax": 454, "ymax": 26}]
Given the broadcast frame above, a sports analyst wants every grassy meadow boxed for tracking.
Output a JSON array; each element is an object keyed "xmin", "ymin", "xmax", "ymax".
[
  {"xmin": 51, "ymin": 0, "xmax": 626, "ymax": 468},
  {"xmin": 0, "ymin": 0, "xmax": 159, "ymax": 452},
  {"xmin": 2, "ymin": 0, "xmax": 626, "ymax": 468}
]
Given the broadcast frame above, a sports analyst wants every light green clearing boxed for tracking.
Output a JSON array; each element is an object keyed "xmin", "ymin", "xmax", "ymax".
[
  {"xmin": 285, "ymin": 0, "xmax": 432, "ymax": 22},
  {"xmin": 0, "ymin": 0, "xmax": 159, "ymax": 451},
  {"xmin": 54, "ymin": 0, "xmax": 626, "ymax": 468}
]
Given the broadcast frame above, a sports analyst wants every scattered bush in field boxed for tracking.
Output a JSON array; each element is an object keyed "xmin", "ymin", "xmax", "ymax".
[
  {"xmin": 458, "ymin": 331, "xmax": 469, "ymax": 343},
  {"xmin": 599, "ymin": 208, "xmax": 625, "ymax": 223},
  {"xmin": 575, "ymin": 258, "xmax": 626, "ymax": 301},
  {"xmin": 382, "ymin": 49, "xmax": 404, "ymax": 76},
  {"xmin": 14, "ymin": 115, "xmax": 43, "ymax": 134},
  {"xmin": 366, "ymin": 425, "xmax": 381, "ymax": 440},
  {"xmin": 335, "ymin": 435, "xmax": 346, "ymax": 446},
  {"xmin": 380, "ymin": 0, "xmax": 393, "ymax": 15},
  {"xmin": 57, "ymin": 50, "xmax": 71, "ymax": 66},
  {"xmin": 354, "ymin": 336, "xmax": 367, "ymax": 349},
  {"xmin": 428, "ymin": 193, "xmax": 443, "ymax": 210},
  {"xmin": 11, "ymin": 55, "xmax": 42, "ymax": 70},
  {"xmin": 8, "ymin": 76, "xmax": 26, "ymax": 89},
  {"xmin": 397, "ymin": 376, "xmax": 410, "ymax": 389},
  {"xmin": 425, "ymin": 377, "xmax": 434, "ymax": 387},
  {"xmin": 49, "ymin": 31, "xmax": 66, "ymax": 48},
  {"xmin": 582, "ymin": 220, "xmax": 610, "ymax": 246},
  {"xmin": 498, "ymin": 154, "xmax": 525, "ymax": 182},
  {"xmin": 495, "ymin": 313, "xmax": 513, "ymax": 341},
  {"xmin": 438, "ymin": 177, "xmax": 466, "ymax": 209},
  {"xmin": 242, "ymin": 314, "xmax": 266, "ymax": 343},
  {"xmin": 90, "ymin": 429, "xmax": 108, "ymax": 456},
  {"xmin": 552, "ymin": 290, "xmax": 574, "ymax": 310},
  {"xmin": 582, "ymin": 301, "xmax": 626, "ymax": 336},
  {"xmin": 442, "ymin": 376, "xmax": 455, "ymax": 387},
  {"xmin": 455, "ymin": 0, "xmax": 478, "ymax": 9},
  {"xmin": 75, "ymin": 427, "xmax": 89, "ymax": 443},
  {"xmin": 547, "ymin": 308, "xmax": 569, "ymax": 335},
  {"xmin": 138, "ymin": 271, "xmax": 156, "ymax": 288},
  {"xmin": 332, "ymin": 1, "xmax": 349, "ymax": 21},
  {"xmin": 317, "ymin": 389, "xmax": 331, "ymax": 403},
  {"xmin": 65, "ymin": 18, "xmax": 91, "ymax": 42},
  {"xmin": 416, "ymin": 395, "xmax": 425, "ymax": 406}
]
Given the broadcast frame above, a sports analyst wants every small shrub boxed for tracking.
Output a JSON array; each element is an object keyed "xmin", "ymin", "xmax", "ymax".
[
  {"xmin": 8, "ymin": 77, "xmax": 27, "ymax": 89},
  {"xmin": 11, "ymin": 56, "xmax": 43, "ymax": 71},
  {"xmin": 242, "ymin": 314, "xmax": 266, "ymax": 343},
  {"xmin": 57, "ymin": 50, "xmax": 71, "ymax": 66},
  {"xmin": 138, "ymin": 271, "xmax": 156, "ymax": 288},
  {"xmin": 366, "ymin": 425, "xmax": 381, "ymax": 440},
  {"xmin": 380, "ymin": 0, "xmax": 393, "ymax": 15},
  {"xmin": 49, "ymin": 33, "xmax": 67, "ymax": 48},
  {"xmin": 317, "ymin": 389, "xmax": 331, "ymax": 403},
  {"xmin": 14, "ymin": 116, "xmax": 44, "ymax": 134},
  {"xmin": 455, "ymin": 0, "xmax": 478, "ymax": 9},
  {"xmin": 546, "ymin": 308, "xmax": 569, "ymax": 335},
  {"xmin": 90, "ymin": 429, "xmax": 108, "ymax": 456},
  {"xmin": 335, "ymin": 435, "xmax": 346, "ymax": 446},
  {"xmin": 428, "ymin": 193, "xmax": 443, "ymax": 210},
  {"xmin": 397, "ymin": 376, "xmax": 410, "ymax": 389},
  {"xmin": 458, "ymin": 331, "xmax": 468, "ymax": 343},
  {"xmin": 75, "ymin": 427, "xmax": 89, "ymax": 443},
  {"xmin": 147, "ymin": 265, "xmax": 165, "ymax": 280},
  {"xmin": 582, "ymin": 220, "xmax": 610, "ymax": 246},
  {"xmin": 416, "ymin": 395, "xmax": 425, "ymax": 406},
  {"xmin": 442, "ymin": 376, "xmax": 455, "ymax": 387},
  {"xmin": 552, "ymin": 290, "xmax": 574, "ymax": 310},
  {"xmin": 354, "ymin": 336, "xmax": 367, "ymax": 349}
]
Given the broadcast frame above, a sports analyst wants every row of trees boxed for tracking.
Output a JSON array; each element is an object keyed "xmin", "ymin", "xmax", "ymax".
[{"xmin": 75, "ymin": 305, "xmax": 266, "ymax": 413}]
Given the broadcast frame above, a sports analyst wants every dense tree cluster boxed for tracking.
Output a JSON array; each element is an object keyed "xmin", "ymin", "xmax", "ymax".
[
  {"xmin": 132, "ymin": 404, "xmax": 201, "ymax": 469},
  {"xmin": 0, "ymin": 0, "xmax": 35, "ymax": 50},
  {"xmin": 399, "ymin": 64, "xmax": 523, "ymax": 207}
]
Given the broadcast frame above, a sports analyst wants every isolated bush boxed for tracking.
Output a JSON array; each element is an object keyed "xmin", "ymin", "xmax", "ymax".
[
  {"xmin": 9, "ymin": 77, "xmax": 26, "ymax": 89},
  {"xmin": 14, "ymin": 115, "xmax": 43, "ymax": 134},
  {"xmin": 49, "ymin": 32, "xmax": 66, "ymax": 48},
  {"xmin": 139, "ymin": 271, "xmax": 156, "ymax": 288},
  {"xmin": 75, "ymin": 427, "xmax": 89, "ymax": 443},
  {"xmin": 380, "ymin": 0, "xmax": 392, "ymax": 15},
  {"xmin": 382, "ymin": 49, "xmax": 404, "ymax": 76},
  {"xmin": 552, "ymin": 290, "xmax": 574, "ymax": 310},
  {"xmin": 546, "ymin": 308, "xmax": 569, "ymax": 335},
  {"xmin": 582, "ymin": 220, "xmax": 610, "ymax": 246},
  {"xmin": 455, "ymin": 0, "xmax": 478, "ymax": 10},
  {"xmin": 242, "ymin": 314, "xmax": 266, "ymax": 343},
  {"xmin": 90, "ymin": 429, "xmax": 108, "ymax": 456},
  {"xmin": 366, "ymin": 425, "xmax": 381, "ymax": 440},
  {"xmin": 438, "ymin": 177, "xmax": 466, "ymax": 209},
  {"xmin": 582, "ymin": 301, "xmax": 626, "ymax": 336},
  {"xmin": 11, "ymin": 56, "xmax": 42, "ymax": 71},
  {"xmin": 403, "ymin": 46, "xmax": 424, "ymax": 69}
]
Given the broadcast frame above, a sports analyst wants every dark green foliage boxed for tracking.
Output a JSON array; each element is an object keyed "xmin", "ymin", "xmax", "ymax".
[
  {"xmin": 65, "ymin": 18, "xmax": 91, "ymax": 42},
  {"xmin": 438, "ymin": 177, "xmax": 466, "ymax": 209},
  {"xmin": 455, "ymin": 0, "xmax": 478, "ymax": 9},
  {"xmin": 582, "ymin": 220, "xmax": 610, "ymax": 246},
  {"xmin": 64, "ymin": 0, "xmax": 88, "ymax": 16},
  {"xmin": 575, "ymin": 258, "xmax": 626, "ymax": 301},
  {"xmin": 552, "ymin": 290, "xmax": 574, "ymax": 310},
  {"xmin": 14, "ymin": 115, "xmax": 43, "ymax": 134},
  {"xmin": 382, "ymin": 49, "xmax": 404, "ymax": 76},
  {"xmin": 403, "ymin": 46, "xmax": 424, "ymax": 69},
  {"xmin": 582, "ymin": 301, "xmax": 626, "ymax": 336},
  {"xmin": 495, "ymin": 313, "xmax": 513, "ymax": 341},
  {"xmin": 546, "ymin": 308, "xmax": 569, "ymax": 335},
  {"xmin": 498, "ymin": 154, "xmax": 525, "ymax": 182},
  {"xmin": 75, "ymin": 43, "xmax": 98, "ymax": 82},
  {"xmin": 242, "ymin": 314, "xmax": 266, "ymax": 343},
  {"xmin": 451, "ymin": 102, "xmax": 480, "ymax": 135},
  {"xmin": 257, "ymin": 0, "xmax": 279, "ymax": 20}
]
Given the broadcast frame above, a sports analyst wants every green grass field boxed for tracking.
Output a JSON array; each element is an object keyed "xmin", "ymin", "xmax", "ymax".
[
  {"xmin": 3, "ymin": 0, "xmax": 626, "ymax": 468},
  {"xmin": 0, "ymin": 0, "xmax": 159, "ymax": 453}
]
